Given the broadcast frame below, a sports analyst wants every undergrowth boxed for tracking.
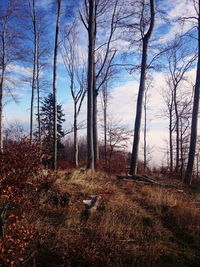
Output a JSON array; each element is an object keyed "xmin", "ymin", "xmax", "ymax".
[{"xmin": 0, "ymin": 147, "xmax": 200, "ymax": 266}]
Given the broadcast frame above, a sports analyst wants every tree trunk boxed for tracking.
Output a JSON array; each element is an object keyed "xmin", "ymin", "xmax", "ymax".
[
  {"xmin": 180, "ymin": 118, "xmax": 184, "ymax": 178},
  {"xmin": 74, "ymin": 103, "xmax": 78, "ymax": 167},
  {"xmin": 103, "ymin": 100, "xmax": 107, "ymax": 166},
  {"xmin": 0, "ymin": 24, "xmax": 6, "ymax": 153},
  {"xmin": 169, "ymin": 93, "xmax": 173, "ymax": 173},
  {"xmin": 143, "ymin": 91, "xmax": 147, "ymax": 172},
  {"xmin": 36, "ymin": 34, "xmax": 41, "ymax": 142},
  {"xmin": 174, "ymin": 86, "xmax": 180, "ymax": 173},
  {"xmin": 30, "ymin": 0, "xmax": 37, "ymax": 142},
  {"xmin": 93, "ymin": 85, "xmax": 99, "ymax": 165},
  {"xmin": 129, "ymin": 0, "xmax": 155, "ymax": 175},
  {"xmin": 184, "ymin": 2, "xmax": 200, "ymax": 184},
  {"xmin": 93, "ymin": 15, "xmax": 98, "ymax": 166},
  {"xmin": 0, "ymin": 71, "xmax": 4, "ymax": 153},
  {"xmin": 52, "ymin": 0, "xmax": 61, "ymax": 170},
  {"xmin": 87, "ymin": 0, "xmax": 95, "ymax": 169}
]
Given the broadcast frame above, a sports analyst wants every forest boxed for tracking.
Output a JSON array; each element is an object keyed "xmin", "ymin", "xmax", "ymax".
[{"xmin": 1, "ymin": 0, "xmax": 200, "ymax": 266}]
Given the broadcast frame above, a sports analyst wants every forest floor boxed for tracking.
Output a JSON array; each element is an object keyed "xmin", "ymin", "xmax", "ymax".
[{"xmin": 21, "ymin": 169, "xmax": 200, "ymax": 266}]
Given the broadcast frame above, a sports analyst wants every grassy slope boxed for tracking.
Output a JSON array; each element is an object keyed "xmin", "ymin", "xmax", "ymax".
[{"xmin": 25, "ymin": 170, "xmax": 200, "ymax": 266}]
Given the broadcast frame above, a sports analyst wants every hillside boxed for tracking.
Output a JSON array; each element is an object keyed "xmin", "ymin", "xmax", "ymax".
[{"xmin": 5, "ymin": 169, "xmax": 199, "ymax": 267}]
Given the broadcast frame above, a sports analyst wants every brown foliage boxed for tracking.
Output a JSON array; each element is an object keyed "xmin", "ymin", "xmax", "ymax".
[{"xmin": 0, "ymin": 139, "xmax": 45, "ymax": 266}]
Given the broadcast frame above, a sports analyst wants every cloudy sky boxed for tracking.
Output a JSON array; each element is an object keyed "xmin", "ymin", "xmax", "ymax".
[{"xmin": 3, "ymin": 0, "xmax": 198, "ymax": 166}]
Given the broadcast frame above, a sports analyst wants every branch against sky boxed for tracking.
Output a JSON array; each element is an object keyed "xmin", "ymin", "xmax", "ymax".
[{"xmin": 60, "ymin": 20, "xmax": 87, "ymax": 167}]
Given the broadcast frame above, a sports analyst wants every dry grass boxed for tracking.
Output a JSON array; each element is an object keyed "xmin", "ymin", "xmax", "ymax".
[{"xmin": 18, "ymin": 169, "xmax": 200, "ymax": 266}]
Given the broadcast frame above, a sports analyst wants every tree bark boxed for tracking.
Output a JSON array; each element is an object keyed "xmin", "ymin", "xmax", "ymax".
[
  {"xmin": 29, "ymin": 0, "xmax": 37, "ymax": 143},
  {"xmin": 93, "ymin": 82, "xmax": 99, "ymax": 165},
  {"xmin": 93, "ymin": 6, "xmax": 98, "ymax": 166},
  {"xmin": 0, "ymin": 23, "xmax": 6, "ymax": 153},
  {"xmin": 0, "ymin": 82, "xmax": 3, "ymax": 153},
  {"xmin": 169, "ymin": 91, "xmax": 174, "ymax": 173},
  {"xmin": 184, "ymin": 2, "xmax": 200, "ymax": 184},
  {"xmin": 53, "ymin": 0, "xmax": 61, "ymax": 170},
  {"xmin": 174, "ymin": 86, "xmax": 180, "ymax": 172},
  {"xmin": 87, "ymin": 0, "xmax": 95, "ymax": 169},
  {"xmin": 129, "ymin": 0, "xmax": 155, "ymax": 175},
  {"xmin": 74, "ymin": 103, "xmax": 78, "ymax": 167},
  {"xmin": 103, "ymin": 93, "xmax": 107, "ymax": 166},
  {"xmin": 36, "ymin": 34, "xmax": 41, "ymax": 142},
  {"xmin": 143, "ymin": 89, "xmax": 147, "ymax": 171}
]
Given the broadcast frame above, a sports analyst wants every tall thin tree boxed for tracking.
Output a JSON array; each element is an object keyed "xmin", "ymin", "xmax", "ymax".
[
  {"xmin": 0, "ymin": 0, "xmax": 21, "ymax": 152},
  {"xmin": 53, "ymin": 0, "xmax": 62, "ymax": 170},
  {"xmin": 130, "ymin": 0, "xmax": 155, "ymax": 175},
  {"xmin": 184, "ymin": 0, "xmax": 200, "ymax": 184},
  {"xmin": 60, "ymin": 21, "xmax": 86, "ymax": 167},
  {"xmin": 27, "ymin": 0, "xmax": 38, "ymax": 142},
  {"xmin": 86, "ymin": 0, "xmax": 95, "ymax": 169},
  {"xmin": 80, "ymin": 0, "xmax": 119, "ymax": 167}
]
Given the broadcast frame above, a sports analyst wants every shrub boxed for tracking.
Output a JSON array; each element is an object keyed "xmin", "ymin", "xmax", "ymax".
[{"xmin": 0, "ymin": 139, "xmax": 44, "ymax": 266}]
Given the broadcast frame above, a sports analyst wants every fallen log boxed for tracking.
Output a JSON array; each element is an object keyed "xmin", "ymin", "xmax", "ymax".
[{"xmin": 116, "ymin": 174, "xmax": 160, "ymax": 185}]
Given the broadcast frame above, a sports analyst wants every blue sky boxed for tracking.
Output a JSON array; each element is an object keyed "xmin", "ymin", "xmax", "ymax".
[{"xmin": 2, "ymin": 0, "xmax": 198, "ymax": 166}]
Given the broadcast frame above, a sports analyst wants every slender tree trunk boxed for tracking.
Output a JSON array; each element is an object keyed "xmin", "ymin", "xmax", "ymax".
[
  {"xmin": 93, "ymin": 85, "xmax": 99, "ymax": 165},
  {"xmin": 104, "ymin": 101, "xmax": 107, "ymax": 166},
  {"xmin": 180, "ymin": 118, "xmax": 184, "ymax": 178},
  {"xmin": 87, "ymin": 0, "xmax": 95, "ymax": 169},
  {"xmin": 93, "ymin": 21, "xmax": 98, "ymax": 166},
  {"xmin": 0, "ymin": 72, "xmax": 4, "ymax": 153},
  {"xmin": 102, "ymin": 83, "xmax": 108, "ymax": 166},
  {"xmin": 74, "ymin": 103, "xmax": 78, "ymax": 167},
  {"xmin": 36, "ymin": 35, "xmax": 41, "ymax": 142},
  {"xmin": 174, "ymin": 87, "xmax": 180, "ymax": 173},
  {"xmin": 143, "ymin": 92, "xmax": 147, "ymax": 172},
  {"xmin": 184, "ymin": 2, "xmax": 200, "ymax": 184},
  {"xmin": 0, "ymin": 24, "xmax": 6, "ymax": 153},
  {"xmin": 129, "ymin": 0, "xmax": 155, "ymax": 175},
  {"xmin": 52, "ymin": 0, "xmax": 61, "ymax": 170},
  {"xmin": 169, "ymin": 97, "xmax": 173, "ymax": 173},
  {"xmin": 30, "ymin": 0, "xmax": 37, "ymax": 142}
]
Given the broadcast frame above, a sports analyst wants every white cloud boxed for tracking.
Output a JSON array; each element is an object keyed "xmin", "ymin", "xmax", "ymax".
[
  {"xmin": 157, "ymin": 0, "xmax": 197, "ymax": 43},
  {"xmin": 8, "ymin": 64, "xmax": 32, "ymax": 77}
]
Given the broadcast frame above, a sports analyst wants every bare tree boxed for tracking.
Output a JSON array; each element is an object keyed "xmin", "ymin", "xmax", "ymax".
[
  {"xmin": 35, "ymin": 13, "xmax": 50, "ymax": 142},
  {"xmin": 162, "ymin": 80, "xmax": 175, "ymax": 173},
  {"xmin": 4, "ymin": 120, "xmax": 26, "ymax": 144},
  {"xmin": 129, "ymin": 0, "xmax": 155, "ymax": 175},
  {"xmin": 143, "ymin": 78, "xmax": 152, "ymax": 171},
  {"xmin": 184, "ymin": 1, "xmax": 200, "ymax": 184},
  {"xmin": 80, "ymin": 0, "xmax": 119, "ymax": 167},
  {"xmin": 85, "ymin": 0, "xmax": 95, "ymax": 169},
  {"xmin": 100, "ymin": 81, "xmax": 109, "ymax": 165},
  {"xmin": 53, "ymin": 0, "xmax": 62, "ymax": 170},
  {"xmin": 165, "ymin": 37, "xmax": 196, "ymax": 173},
  {"xmin": 26, "ymin": 0, "xmax": 50, "ymax": 142},
  {"xmin": 0, "ymin": 0, "xmax": 22, "ymax": 152},
  {"xmin": 106, "ymin": 119, "xmax": 132, "ymax": 172},
  {"xmin": 60, "ymin": 21, "xmax": 86, "ymax": 167},
  {"xmin": 27, "ymin": 0, "xmax": 38, "ymax": 142}
]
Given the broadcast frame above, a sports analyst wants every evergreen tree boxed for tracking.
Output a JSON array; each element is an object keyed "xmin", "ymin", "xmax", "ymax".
[{"xmin": 39, "ymin": 93, "xmax": 65, "ymax": 156}]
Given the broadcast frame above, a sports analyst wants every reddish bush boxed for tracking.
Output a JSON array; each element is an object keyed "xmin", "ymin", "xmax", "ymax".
[
  {"xmin": 0, "ymin": 139, "xmax": 44, "ymax": 266},
  {"xmin": 57, "ymin": 160, "xmax": 76, "ymax": 170},
  {"xmin": 98, "ymin": 150, "xmax": 128, "ymax": 174}
]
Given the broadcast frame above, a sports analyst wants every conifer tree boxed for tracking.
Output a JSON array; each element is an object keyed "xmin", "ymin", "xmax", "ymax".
[{"xmin": 39, "ymin": 93, "xmax": 65, "ymax": 158}]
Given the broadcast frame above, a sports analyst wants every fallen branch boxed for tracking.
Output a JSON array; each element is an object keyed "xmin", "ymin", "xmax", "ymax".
[{"xmin": 116, "ymin": 174, "xmax": 159, "ymax": 185}]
